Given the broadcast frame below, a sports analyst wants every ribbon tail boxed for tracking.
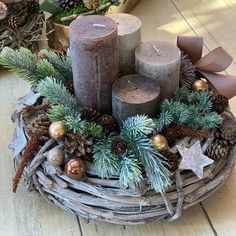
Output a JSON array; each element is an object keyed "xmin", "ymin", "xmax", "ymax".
[{"xmin": 200, "ymin": 71, "xmax": 236, "ymax": 99}]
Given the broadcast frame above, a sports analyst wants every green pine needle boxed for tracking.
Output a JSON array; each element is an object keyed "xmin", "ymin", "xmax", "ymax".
[
  {"xmin": 200, "ymin": 112, "xmax": 222, "ymax": 130},
  {"xmin": 40, "ymin": 49, "xmax": 73, "ymax": 82},
  {"xmin": 93, "ymin": 136, "xmax": 120, "ymax": 179},
  {"xmin": 37, "ymin": 77, "xmax": 78, "ymax": 110},
  {"xmin": 48, "ymin": 105, "xmax": 74, "ymax": 122},
  {"xmin": 65, "ymin": 113, "xmax": 87, "ymax": 133},
  {"xmin": 130, "ymin": 137, "xmax": 171, "ymax": 192},
  {"xmin": 122, "ymin": 115, "xmax": 155, "ymax": 139},
  {"xmin": 85, "ymin": 122, "xmax": 103, "ymax": 137},
  {"xmin": 119, "ymin": 153, "xmax": 143, "ymax": 188}
]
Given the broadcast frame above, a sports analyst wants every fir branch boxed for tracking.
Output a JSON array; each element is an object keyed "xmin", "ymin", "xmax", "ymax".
[
  {"xmin": 174, "ymin": 87, "xmax": 190, "ymax": 103},
  {"xmin": 122, "ymin": 115, "xmax": 155, "ymax": 139},
  {"xmin": 0, "ymin": 47, "xmax": 38, "ymax": 83},
  {"xmin": 85, "ymin": 122, "xmax": 103, "ymax": 137},
  {"xmin": 189, "ymin": 91, "xmax": 212, "ymax": 113},
  {"xmin": 48, "ymin": 105, "xmax": 73, "ymax": 122},
  {"xmin": 40, "ymin": 49, "xmax": 73, "ymax": 82},
  {"xmin": 65, "ymin": 113, "xmax": 87, "ymax": 133},
  {"xmin": 93, "ymin": 136, "xmax": 120, "ymax": 178},
  {"xmin": 200, "ymin": 112, "xmax": 222, "ymax": 130},
  {"xmin": 130, "ymin": 137, "xmax": 171, "ymax": 192},
  {"xmin": 119, "ymin": 153, "xmax": 143, "ymax": 188},
  {"xmin": 37, "ymin": 77, "xmax": 78, "ymax": 110},
  {"xmin": 155, "ymin": 111, "xmax": 173, "ymax": 132},
  {"xmin": 0, "ymin": 47, "xmax": 60, "ymax": 84}
]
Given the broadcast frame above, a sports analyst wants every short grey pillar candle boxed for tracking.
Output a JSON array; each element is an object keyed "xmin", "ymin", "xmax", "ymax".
[{"xmin": 112, "ymin": 74, "xmax": 160, "ymax": 124}]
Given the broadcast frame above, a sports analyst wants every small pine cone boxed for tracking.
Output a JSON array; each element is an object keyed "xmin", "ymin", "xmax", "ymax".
[
  {"xmin": 206, "ymin": 139, "xmax": 229, "ymax": 160},
  {"xmin": 64, "ymin": 132, "xmax": 94, "ymax": 161},
  {"xmin": 83, "ymin": 0, "xmax": 99, "ymax": 10},
  {"xmin": 65, "ymin": 80, "xmax": 74, "ymax": 95},
  {"xmin": 26, "ymin": 114, "xmax": 51, "ymax": 141},
  {"xmin": 160, "ymin": 150, "xmax": 179, "ymax": 173},
  {"xmin": 21, "ymin": 102, "xmax": 50, "ymax": 119},
  {"xmin": 97, "ymin": 114, "xmax": 119, "ymax": 132},
  {"xmin": 211, "ymin": 94, "xmax": 228, "ymax": 114},
  {"xmin": 111, "ymin": 138, "xmax": 128, "ymax": 156},
  {"xmin": 80, "ymin": 108, "xmax": 101, "ymax": 122},
  {"xmin": 8, "ymin": 15, "xmax": 20, "ymax": 28},
  {"xmin": 59, "ymin": 0, "xmax": 78, "ymax": 10},
  {"xmin": 219, "ymin": 112, "xmax": 236, "ymax": 145},
  {"xmin": 27, "ymin": 1, "xmax": 40, "ymax": 14}
]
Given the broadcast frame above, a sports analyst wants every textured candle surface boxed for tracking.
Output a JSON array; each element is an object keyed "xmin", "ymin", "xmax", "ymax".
[
  {"xmin": 107, "ymin": 13, "xmax": 141, "ymax": 76},
  {"xmin": 69, "ymin": 15, "xmax": 119, "ymax": 114},
  {"xmin": 112, "ymin": 74, "xmax": 160, "ymax": 124},
  {"xmin": 135, "ymin": 41, "xmax": 181, "ymax": 100}
]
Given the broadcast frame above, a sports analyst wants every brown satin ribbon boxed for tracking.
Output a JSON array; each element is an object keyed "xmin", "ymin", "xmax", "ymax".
[{"xmin": 177, "ymin": 36, "xmax": 236, "ymax": 99}]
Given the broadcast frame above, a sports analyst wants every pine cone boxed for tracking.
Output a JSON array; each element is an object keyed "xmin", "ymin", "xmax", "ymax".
[
  {"xmin": 64, "ymin": 132, "xmax": 93, "ymax": 161},
  {"xmin": 97, "ymin": 114, "xmax": 119, "ymax": 132},
  {"xmin": 206, "ymin": 139, "xmax": 229, "ymax": 160},
  {"xmin": 59, "ymin": 0, "xmax": 78, "ymax": 10},
  {"xmin": 111, "ymin": 138, "xmax": 128, "ymax": 156},
  {"xmin": 27, "ymin": 1, "xmax": 40, "ymax": 14},
  {"xmin": 80, "ymin": 107, "xmax": 101, "ymax": 122},
  {"xmin": 26, "ymin": 114, "xmax": 51, "ymax": 141},
  {"xmin": 83, "ymin": 0, "xmax": 99, "ymax": 10},
  {"xmin": 160, "ymin": 150, "xmax": 179, "ymax": 173},
  {"xmin": 211, "ymin": 94, "xmax": 228, "ymax": 114},
  {"xmin": 65, "ymin": 80, "xmax": 74, "ymax": 95},
  {"xmin": 219, "ymin": 112, "xmax": 236, "ymax": 145},
  {"xmin": 8, "ymin": 15, "xmax": 20, "ymax": 28},
  {"xmin": 21, "ymin": 102, "xmax": 50, "ymax": 119}
]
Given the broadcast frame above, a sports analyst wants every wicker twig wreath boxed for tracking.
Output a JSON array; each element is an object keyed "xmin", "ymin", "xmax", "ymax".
[{"xmin": 10, "ymin": 86, "xmax": 236, "ymax": 225}]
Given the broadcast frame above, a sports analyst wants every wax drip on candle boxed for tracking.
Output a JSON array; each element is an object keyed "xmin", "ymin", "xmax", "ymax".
[
  {"xmin": 93, "ymin": 23, "xmax": 106, "ymax": 28},
  {"xmin": 128, "ymin": 80, "xmax": 138, "ymax": 89},
  {"xmin": 152, "ymin": 45, "xmax": 161, "ymax": 56}
]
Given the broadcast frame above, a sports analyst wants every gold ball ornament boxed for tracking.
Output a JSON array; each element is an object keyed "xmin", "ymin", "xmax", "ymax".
[
  {"xmin": 47, "ymin": 148, "xmax": 65, "ymax": 167},
  {"xmin": 49, "ymin": 121, "xmax": 67, "ymax": 140},
  {"xmin": 192, "ymin": 79, "xmax": 209, "ymax": 91},
  {"xmin": 65, "ymin": 158, "xmax": 85, "ymax": 180},
  {"xmin": 152, "ymin": 134, "xmax": 169, "ymax": 150}
]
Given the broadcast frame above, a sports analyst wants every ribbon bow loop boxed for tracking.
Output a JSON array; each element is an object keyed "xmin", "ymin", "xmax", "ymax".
[{"xmin": 177, "ymin": 36, "xmax": 236, "ymax": 99}]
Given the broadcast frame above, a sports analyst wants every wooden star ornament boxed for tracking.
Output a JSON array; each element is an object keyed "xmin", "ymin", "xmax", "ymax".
[{"xmin": 177, "ymin": 140, "xmax": 214, "ymax": 179}]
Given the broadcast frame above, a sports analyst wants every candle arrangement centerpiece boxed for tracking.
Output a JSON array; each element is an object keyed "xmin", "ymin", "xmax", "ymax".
[
  {"xmin": 2, "ymin": 14, "xmax": 236, "ymax": 224},
  {"xmin": 0, "ymin": 0, "xmax": 44, "ymax": 53}
]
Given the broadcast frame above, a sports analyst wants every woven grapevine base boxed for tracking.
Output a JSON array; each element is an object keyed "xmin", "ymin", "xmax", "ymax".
[{"xmin": 11, "ymin": 90, "xmax": 236, "ymax": 225}]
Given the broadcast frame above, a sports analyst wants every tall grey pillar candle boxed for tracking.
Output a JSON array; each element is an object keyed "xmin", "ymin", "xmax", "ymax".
[
  {"xmin": 69, "ymin": 15, "xmax": 119, "ymax": 114},
  {"xmin": 135, "ymin": 41, "xmax": 181, "ymax": 100},
  {"xmin": 112, "ymin": 74, "xmax": 160, "ymax": 124},
  {"xmin": 107, "ymin": 13, "xmax": 141, "ymax": 76}
]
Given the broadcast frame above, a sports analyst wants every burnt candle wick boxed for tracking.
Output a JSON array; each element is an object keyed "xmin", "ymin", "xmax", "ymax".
[
  {"xmin": 93, "ymin": 23, "xmax": 106, "ymax": 28},
  {"xmin": 128, "ymin": 80, "xmax": 138, "ymax": 90},
  {"xmin": 152, "ymin": 45, "xmax": 161, "ymax": 56}
]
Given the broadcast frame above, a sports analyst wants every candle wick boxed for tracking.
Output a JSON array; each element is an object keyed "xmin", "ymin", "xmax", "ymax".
[
  {"xmin": 93, "ymin": 23, "xmax": 106, "ymax": 28},
  {"xmin": 152, "ymin": 45, "xmax": 161, "ymax": 56},
  {"xmin": 128, "ymin": 80, "xmax": 138, "ymax": 89}
]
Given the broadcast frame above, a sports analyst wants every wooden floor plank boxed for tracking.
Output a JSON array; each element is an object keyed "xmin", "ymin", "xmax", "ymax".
[{"xmin": 0, "ymin": 72, "xmax": 82, "ymax": 236}]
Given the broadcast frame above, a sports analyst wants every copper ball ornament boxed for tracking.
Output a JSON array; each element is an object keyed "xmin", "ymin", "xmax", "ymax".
[
  {"xmin": 152, "ymin": 134, "xmax": 169, "ymax": 150},
  {"xmin": 65, "ymin": 158, "xmax": 85, "ymax": 180},
  {"xmin": 192, "ymin": 79, "xmax": 209, "ymax": 92},
  {"xmin": 47, "ymin": 148, "xmax": 65, "ymax": 167},
  {"xmin": 49, "ymin": 121, "xmax": 67, "ymax": 140}
]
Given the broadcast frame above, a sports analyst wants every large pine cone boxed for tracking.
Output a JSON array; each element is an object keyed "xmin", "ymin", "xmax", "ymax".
[
  {"xmin": 211, "ymin": 94, "xmax": 228, "ymax": 114},
  {"xmin": 219, "ymin": 112, "xmax": 236, "ymax": 145},
  {"xmin": 64, "ymin": 132, "xmax": 94, "ymax": 161},
  {"xmin": 83, "ymin": 0, "xmax": 99, "ymax": 10},
  {"xmin": 206, "ymin": 139, "xmax": 229, "ymax": 160},
  {"xmin": 111, "ymin": 138, "xmax": 128, "ymax": 156},
  {"xmin": 59, "ymin": 0, "xmax": 78, "ymax": 10},
  {"xmin": 25, "ymin": 114, "xmax": 51, "ymax": 141}
]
